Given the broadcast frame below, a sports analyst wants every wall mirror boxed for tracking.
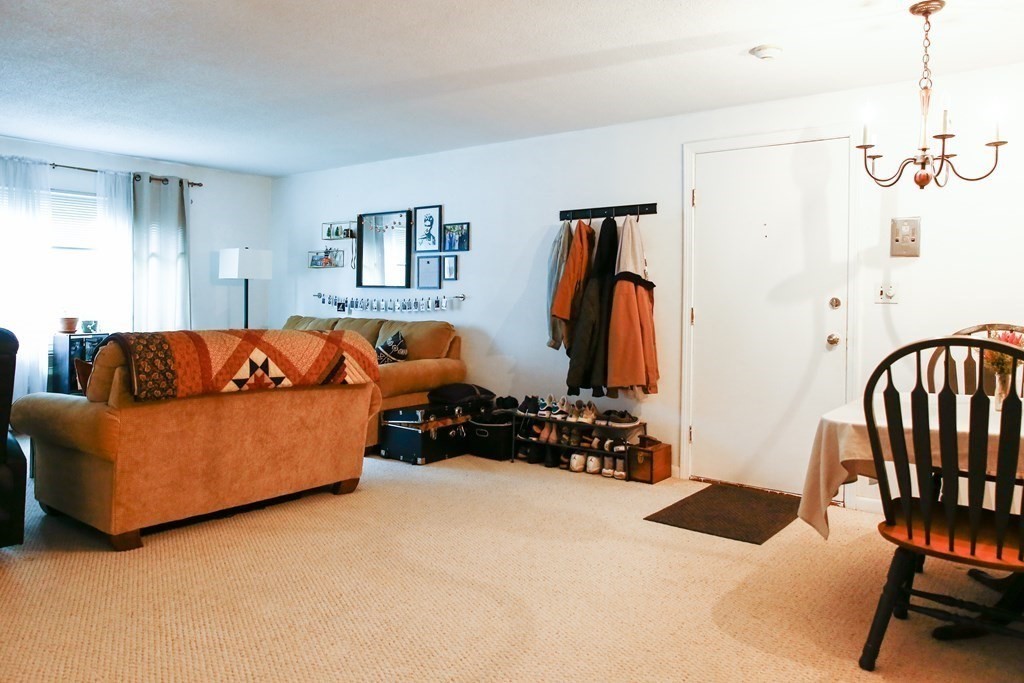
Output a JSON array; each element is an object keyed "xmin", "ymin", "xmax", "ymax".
[{"xmin": 357, "ymin": 209, "xmax": 412, "ymax": 288}]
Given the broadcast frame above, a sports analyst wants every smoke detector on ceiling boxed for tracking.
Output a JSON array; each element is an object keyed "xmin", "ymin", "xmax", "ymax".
[{"xmin": 749, "ymin": 45, "xmax": 783, "ymax": 60}]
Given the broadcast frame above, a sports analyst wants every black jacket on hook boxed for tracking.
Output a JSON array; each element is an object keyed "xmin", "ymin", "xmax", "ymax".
[{"xmin": 566, "ymin": 216, "xmax": 619, "ymax": 396}]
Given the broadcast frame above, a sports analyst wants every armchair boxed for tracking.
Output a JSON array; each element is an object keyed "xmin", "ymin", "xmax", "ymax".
[{"xmin": 0, "ymin": 328, "xmax": 26, "ymax": 548}]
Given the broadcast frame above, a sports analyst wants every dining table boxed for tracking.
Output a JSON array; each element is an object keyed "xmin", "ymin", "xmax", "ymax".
[{"xmin": 798, "ymin": 393, "xmax": 1024, "ymax": 540}]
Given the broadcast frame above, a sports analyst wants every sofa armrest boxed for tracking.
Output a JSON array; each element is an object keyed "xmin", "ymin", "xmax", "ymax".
[
  {"xmin": 377, "ymin": 358, "xmax": 467, "ymax": 398},
  {"xmin": 10, "ymin": 394, "xmax": 120, "ymax": 461}
]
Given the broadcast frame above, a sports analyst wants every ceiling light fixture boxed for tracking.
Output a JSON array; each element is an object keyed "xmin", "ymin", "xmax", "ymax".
[
  {"xmin": 857, "ymin": 0, "xmax": 1007, "ymax": 189},
  {"xmin": 749, "ymin": 45, "xmax": 782, "ymax": 60}
]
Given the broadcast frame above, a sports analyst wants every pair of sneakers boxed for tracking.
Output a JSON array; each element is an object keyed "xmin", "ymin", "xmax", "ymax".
[
  {"xmin": 600, "ymin": 456, "xmax": 628, "ymax": 479},
  {"xmin": 538, "ymin": 396, "xmax": 599, "ymax": 424},
  {"xmin": 568, "ymin": 452, "xmax": 592, "ymax": 473},
  {"xmin": 568, "ymin": 454, "xmax": 606, "ymax": 475},
  {"xmin": 494, "ymin": 396, "xmax": 519, "ymax": 412},
  {"xmin": 598, "ymin": 409, "xmax": 640, "ymax": 427},
  {"xmin": 517, "ymin": 396, "xmax": 541, "ymax": 415}
]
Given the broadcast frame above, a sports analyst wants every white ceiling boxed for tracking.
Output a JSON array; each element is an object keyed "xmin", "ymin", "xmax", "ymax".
[{"xmin": 1, "ymin": 0, "xmax": 1021, "ymax": 177}]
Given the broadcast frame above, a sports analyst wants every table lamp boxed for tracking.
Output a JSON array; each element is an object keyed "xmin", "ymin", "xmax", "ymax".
[{"xmin": 218, "ymin": 247, "xmax": 272, "ymax": 328}]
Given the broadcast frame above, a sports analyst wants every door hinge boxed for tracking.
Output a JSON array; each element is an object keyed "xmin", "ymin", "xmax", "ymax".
[
  {"xmin": 688, "ymin": 426, "xmax": 693, "ymax": 443},
  {"xmin": 691, "ymin": 188, "xmax": 696, "ymax": 207},
  {"xmin": 690, "ymin": 308, "xmax": 695, "ymax": 325}
]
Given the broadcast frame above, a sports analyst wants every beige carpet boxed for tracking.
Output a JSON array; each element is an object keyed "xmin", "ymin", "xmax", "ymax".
[{"xmin": 0, "ymin": 456, "xmax": 1017, "ymax": 682}]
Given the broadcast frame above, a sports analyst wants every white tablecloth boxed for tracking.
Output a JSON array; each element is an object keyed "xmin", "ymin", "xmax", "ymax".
[{"xmin": 798, "ymin": 395, "xmax": 1024, "ymax": 539}]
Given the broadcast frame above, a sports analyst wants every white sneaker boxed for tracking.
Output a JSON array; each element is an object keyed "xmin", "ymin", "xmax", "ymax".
[
  {"xmin": 613, "ymin": 457, "xmax": 627, "ymax": 480},
  {"xmin": 552, "ymin": 397, "xmax": 571, "ymax": 420},
  {"xmin": 538, "ymin": 394, "xmax": 556, "ymax": 417},
  {"xmin": 569, "ymin": 452, "xmax": 587, "ymax": 473},
  {"xmin": 601, "ymin": 455, "xmax": 614, "ymax": 478},
  {"xmin": 578, "ymin": 401, "xmax": 598, "ymax": 425},
  {"xmin": 586, "ymin": 454, "xmax": 602, "ymax": 475}
]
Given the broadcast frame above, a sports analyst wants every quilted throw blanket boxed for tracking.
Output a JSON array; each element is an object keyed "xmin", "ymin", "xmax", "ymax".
[{"xmin": 104, "ymin": 329, "xmax": 380, "ymax": 402}]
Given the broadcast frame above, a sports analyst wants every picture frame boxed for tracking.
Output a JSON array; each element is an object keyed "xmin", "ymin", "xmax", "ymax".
[
  {"xmin": 442, "ymin": 254, "xmax": 458, "ymax": 281},
  {"xmin": 308, "ymin": 248, "xmax": 342, "ymax": 268},
  {"xmin": 414, "ymin": 204, "xmax": 442, "ymax": 252},
  {"xmin": 356, "ymin": 209, "xmax": 412, "ymax": 288},
  {"xmin": 441, "ymin": 222, "xmax": 470, "ymax": 252},
  {"xmin": 417, "ymin": 254, "xmax": 442, "ymax": 289}
]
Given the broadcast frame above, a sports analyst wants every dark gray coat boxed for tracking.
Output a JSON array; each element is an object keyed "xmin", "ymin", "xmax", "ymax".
[{"xmin": 566, "ymin": 216, "xmax": 618, "ymax": 396}]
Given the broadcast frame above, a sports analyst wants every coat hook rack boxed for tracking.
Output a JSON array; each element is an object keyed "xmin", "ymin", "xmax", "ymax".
[{"xmin": 559, "ymin": 203, "xmax": 657, "ymax": 221}]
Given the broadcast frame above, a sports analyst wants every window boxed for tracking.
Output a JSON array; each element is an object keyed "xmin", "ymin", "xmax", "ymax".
[{"xmin": 50, "ymin": 189, "xmax": 99, "ymax": 250}]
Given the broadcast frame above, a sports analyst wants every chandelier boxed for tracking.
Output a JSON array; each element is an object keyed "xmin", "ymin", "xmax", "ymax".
[{"xmin": 857, "ymin": 1, "xmax": 1007, "ymax": 189}]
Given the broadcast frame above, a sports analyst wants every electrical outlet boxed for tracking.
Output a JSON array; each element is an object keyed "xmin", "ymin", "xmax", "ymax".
[
  {"xmin": 875, "ymin": 283, "xmax": 898, "ymax": 304},
  {"xmin": 891, "ymin": 217, "xmax": 921, "ymax": 257}
]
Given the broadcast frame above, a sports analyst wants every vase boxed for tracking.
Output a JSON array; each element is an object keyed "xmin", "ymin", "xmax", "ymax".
[{"xmin": 995, "ymin": 373, "xmax": 1011, "ymax": 411}]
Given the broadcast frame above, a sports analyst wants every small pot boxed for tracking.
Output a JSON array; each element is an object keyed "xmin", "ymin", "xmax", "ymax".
[{"xmin": 59, "ymin": 317, "xmax": 79, "ymax": 333}]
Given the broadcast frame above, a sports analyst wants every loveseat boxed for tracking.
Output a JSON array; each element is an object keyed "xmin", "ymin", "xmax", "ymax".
[
  {"xmin": 11, "ymin": 334, "xmax": 381, "ymax": 550},
  {"xmin": 282, "ymin": 316, "xmax": 466, "ymax": 445}
]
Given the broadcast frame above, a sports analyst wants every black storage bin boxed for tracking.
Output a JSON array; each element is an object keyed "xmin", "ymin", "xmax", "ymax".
[{"xmin": 464, "ymin": 414, "xmax": 513, "ymax": 461}]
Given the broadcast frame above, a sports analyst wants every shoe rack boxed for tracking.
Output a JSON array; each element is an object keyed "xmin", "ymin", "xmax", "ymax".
[{"xmin": 510, "ymin": 412, "xmax": 647, "ymax": 482}]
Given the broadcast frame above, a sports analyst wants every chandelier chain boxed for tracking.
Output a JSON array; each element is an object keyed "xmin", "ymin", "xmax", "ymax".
[{"xmin": 919, "ymin": 16, "xmax": 933, "ymax": 90}]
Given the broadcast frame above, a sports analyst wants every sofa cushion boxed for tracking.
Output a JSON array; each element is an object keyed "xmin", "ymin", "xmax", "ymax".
[
  {"xmin": 376, "ymin": 320, "xmax": 455, "ymax": 361},
  {"xmin": 86, "ymin": 343, "xmax": 127, "ymax": 403},
  {"xmin": 331, "ymin": 317, "xmax": 386, "ymax": 345},
  {"xmin": 377, "ymin": 358, "xmax": 467, "ymax": 398},
  {"xmin": 74, "ymin": 359, "xmax": 93, "ymax": 393},
  {"xmin": 282, "ymin": 315, "xmax": 336, "ymax": 331},
  {"xmin": 282, "ymin": 315, "xmax": 386, "ymax": 345},
  {"xmin": 375, "ymin": 331, "xmax": 408, "ymax": 365}
]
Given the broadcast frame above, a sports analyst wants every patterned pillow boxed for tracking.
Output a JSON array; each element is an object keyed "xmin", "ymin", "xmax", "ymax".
[{"xmin": 375, "ymin": 331, "xmax": 408, "ymax": 365}]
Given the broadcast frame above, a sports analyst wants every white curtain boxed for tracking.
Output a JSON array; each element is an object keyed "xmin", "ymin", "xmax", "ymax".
[
  {"xmin": 132, "ymin": 173, "xmax": 191, "ymax": 331},
  {"xmin": 93, "ymin": 171, "xmax": 133, "ymax": 332},
  {"xmin": 0, "ymin": 157, "xmax": 52, "ymax": 398}
]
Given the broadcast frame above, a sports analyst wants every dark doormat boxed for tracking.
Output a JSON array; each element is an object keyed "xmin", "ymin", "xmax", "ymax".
[{"xmin": 644, "ymin": 484, "xmax": 800, "ymax": 545}]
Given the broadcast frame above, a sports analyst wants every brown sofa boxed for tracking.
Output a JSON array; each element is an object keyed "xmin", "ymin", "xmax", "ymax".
[
  {"xmin": 11, "ymin": 342, "xmax": 381, "ymax": 550},
  {"xmin": 282, "ymin": 316, "xmax": 466, "ymax": 445}
]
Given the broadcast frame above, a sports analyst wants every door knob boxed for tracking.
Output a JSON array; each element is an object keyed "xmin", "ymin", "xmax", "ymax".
[
  {"xmin": 827, "ymin": 334, "xmax": 841, "ymax": 346},
  {"xmin": 829, "ymin": 297, "xmax": 842, "ymax": 309}
]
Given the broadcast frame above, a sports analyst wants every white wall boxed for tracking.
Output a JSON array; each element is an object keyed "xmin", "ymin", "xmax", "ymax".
[
  {"xmin": 0, "ymin": 135, "xmax": 273, "ymax": 329},
  {"xmin": 271, "ymin": 62, "xmax": 1024, "ymax": 475}
]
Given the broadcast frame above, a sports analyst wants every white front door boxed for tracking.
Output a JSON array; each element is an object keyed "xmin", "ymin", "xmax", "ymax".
[{"xmin": 689, "ymin": 138, "xmax": 850, "ymax": 495}]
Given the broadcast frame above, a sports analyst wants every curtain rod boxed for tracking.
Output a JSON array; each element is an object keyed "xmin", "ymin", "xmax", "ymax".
[{"xmin": 49, "ymin": 162, "xmax": 204, "ymax": 188}]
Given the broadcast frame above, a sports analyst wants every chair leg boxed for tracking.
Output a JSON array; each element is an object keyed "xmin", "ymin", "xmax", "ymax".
[
  {"xmin": 330, "ymin": 478, "xmax": 360, "ymax": 495},
  {"xmin": 894, "ymin": 553, "xmax": 920, "ymax": 620},
  {"xmin": 859, "ymin": 547, "xmax": 916, "ymax": 671}
]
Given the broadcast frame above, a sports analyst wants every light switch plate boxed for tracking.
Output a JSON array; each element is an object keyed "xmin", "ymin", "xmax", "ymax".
[{"xmin": 891, "ymin": 217, "xmax": 921, "ymax": 257}]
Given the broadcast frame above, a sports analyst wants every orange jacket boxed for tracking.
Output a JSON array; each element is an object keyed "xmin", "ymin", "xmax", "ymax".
[
  {"xmin": 550, "ymin": 220, "xmax": 595, "ymax": 350},
  {"xmin": 607, "ymin": 274, "xmax": 659, "ymax": 394},
  {"xmin": 607, "ymin": 215, "xmax": 658, "ymax": 394}
]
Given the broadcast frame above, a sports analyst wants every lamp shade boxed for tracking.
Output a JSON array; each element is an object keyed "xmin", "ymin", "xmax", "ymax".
[{"xmin": 219, "ymin": 247, "xmax": 272, "ymax": 280}]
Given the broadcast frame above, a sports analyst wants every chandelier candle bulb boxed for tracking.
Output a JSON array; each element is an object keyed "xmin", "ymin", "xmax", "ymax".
[{"xmin": 941, "ymin": 110, "xmax": 948, "ymax": 135}]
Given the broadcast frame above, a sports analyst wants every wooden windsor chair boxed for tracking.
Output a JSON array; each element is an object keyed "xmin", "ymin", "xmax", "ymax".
[
  {"xmin": 926, "ymin": 323, "xmax": 1024, "ymax": 395},
  {"xmin": 859, "ymin": 336, "xmax": 1024, "ymax": 671}
]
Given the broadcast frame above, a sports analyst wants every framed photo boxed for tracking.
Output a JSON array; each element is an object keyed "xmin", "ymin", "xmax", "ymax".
[
  {"xmin": 417, "ymin": 255, "xmax": 441, "ymax": 289},
  {"xmin": 356, "ymin": 209, "xmax": 412, "ymax": 288},
  {"xmin": 442, "ymin": 255, "xmax": 458, "ymax": 281},
  {"xmin": 414, "ymin": 204, "xmax": 442, "ymax": 252},
  {"xmin": 442, "ymin": 222, "xmax": 470, "ymax": 251},
  {"xmin": 308, "ymin": 248, "xmax": 342, "ymax": 268}
]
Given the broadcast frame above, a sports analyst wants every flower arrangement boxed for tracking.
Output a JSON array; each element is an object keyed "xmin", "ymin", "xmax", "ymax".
[{"xmin": 985, "ymin": 330, "xmax": 1024, "ymax": 375}]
